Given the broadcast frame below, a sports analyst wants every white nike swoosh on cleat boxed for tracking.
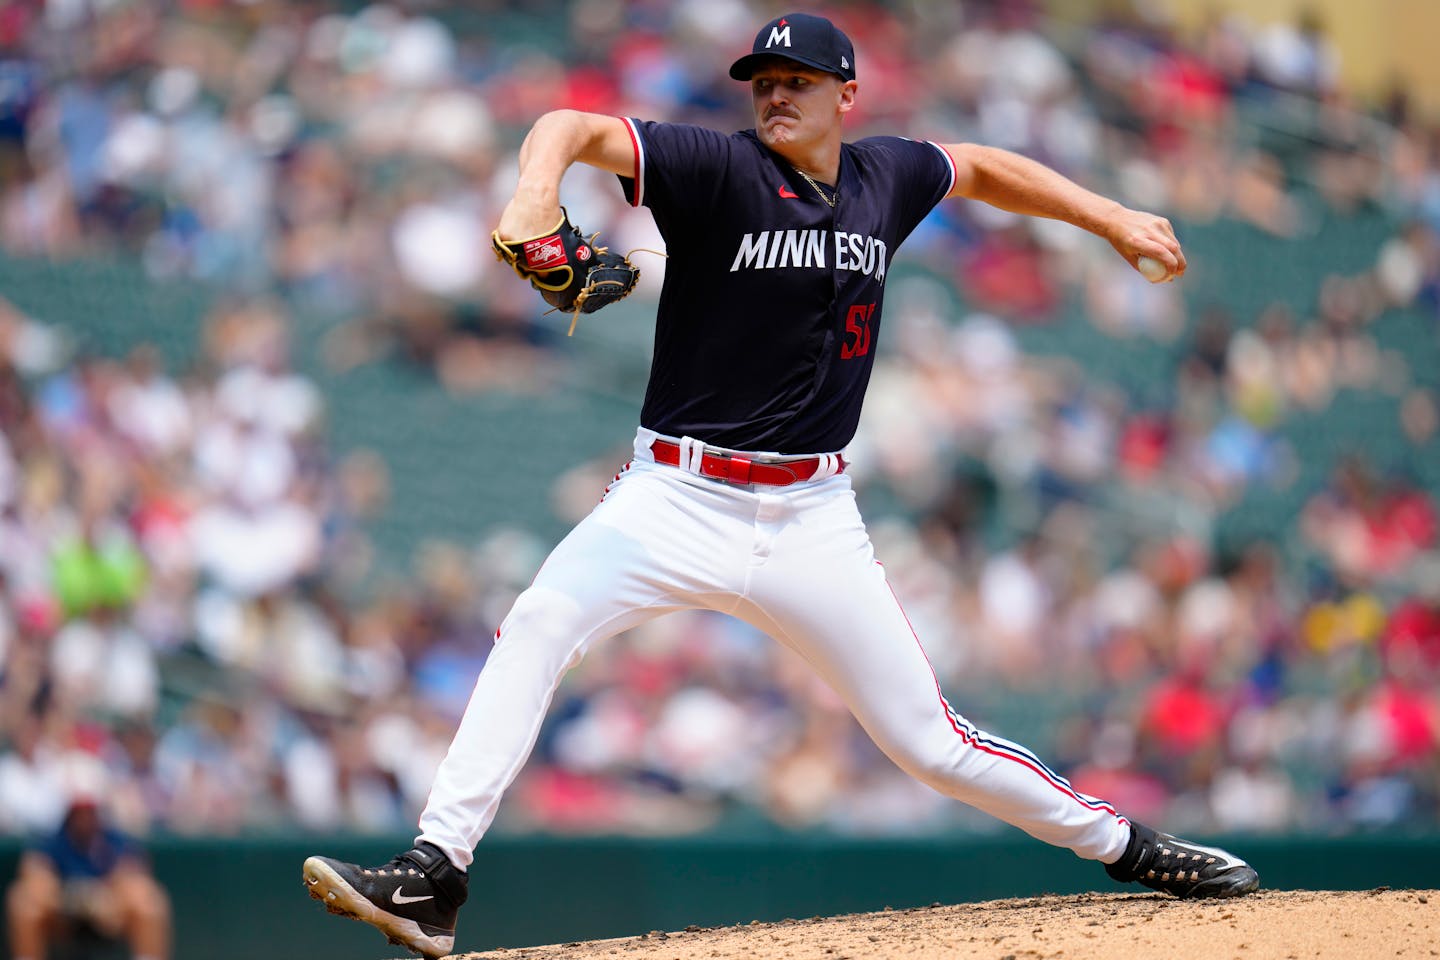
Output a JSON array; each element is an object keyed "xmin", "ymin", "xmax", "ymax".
[
  {"xmin": 1180, "ymin": 840, "xmax": 1245, "ymax": 868},
  {"xmin": 391, "ymin": 888, "xmax": 434, "ymax": 905}
]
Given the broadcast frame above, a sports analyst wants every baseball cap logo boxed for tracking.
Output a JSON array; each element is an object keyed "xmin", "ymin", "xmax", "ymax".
[{"xmin": 730, "ymin": 13, "xmax": 855, "ymax": 83}]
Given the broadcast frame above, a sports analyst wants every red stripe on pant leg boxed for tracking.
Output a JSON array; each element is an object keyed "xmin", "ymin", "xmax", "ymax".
[
  {"xmin": 935, "ymin": 696, "xmax": 1121, "ymax": 816},
  {"xmin": 879, "ymin": 568, "xmax": 1125, "ymax": 824},
  {"xmin": 941, "ymin": 715, "xmax": 1122, "ymax": 819}
]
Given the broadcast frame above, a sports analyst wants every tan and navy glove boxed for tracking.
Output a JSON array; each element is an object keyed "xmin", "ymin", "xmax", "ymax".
[{"xmin": 492, "ymin": 209, "xmax": 640, "ymax": 335}]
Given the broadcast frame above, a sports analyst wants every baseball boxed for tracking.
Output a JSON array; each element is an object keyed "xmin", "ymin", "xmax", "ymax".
[{"xmin": 1137, "ymin": 256, "xmax": 1169, "ymax": 283}]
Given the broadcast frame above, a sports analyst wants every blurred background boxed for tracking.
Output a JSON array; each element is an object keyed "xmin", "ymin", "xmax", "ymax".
[{"xmin": 1, "ymin": 0, "xmax": 1438, "ymax": 956}]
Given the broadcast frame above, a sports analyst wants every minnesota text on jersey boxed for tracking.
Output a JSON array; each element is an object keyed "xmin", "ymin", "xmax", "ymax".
[{"xmin": 729, "ymin": 229, "xmax": 888, "ymax": 280}]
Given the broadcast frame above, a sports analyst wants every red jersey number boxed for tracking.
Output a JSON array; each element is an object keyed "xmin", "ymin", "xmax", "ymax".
[{"xmin": 842, "ymin": 303, "xmax": 875, "ymax": 360}]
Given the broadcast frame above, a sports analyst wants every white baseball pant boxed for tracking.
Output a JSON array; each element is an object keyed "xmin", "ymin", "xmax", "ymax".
[{"xmin": 417, "ymin": 428, "xmax": 1130, "ymax": 869}]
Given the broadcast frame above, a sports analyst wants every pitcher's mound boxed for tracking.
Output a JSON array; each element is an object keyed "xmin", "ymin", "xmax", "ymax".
[{"xmin": 455, "ymin": 889, "xmax": 1436, "ymax": 960}]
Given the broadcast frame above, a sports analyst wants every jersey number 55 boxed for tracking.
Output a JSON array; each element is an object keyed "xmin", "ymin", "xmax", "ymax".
[{"xmin": 842, "ymin": 302, "xmax": 876, "ymax": 360}]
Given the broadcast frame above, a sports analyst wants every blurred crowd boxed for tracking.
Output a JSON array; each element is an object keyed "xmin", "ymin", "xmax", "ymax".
[{"xmin": 1, "ymin": 0, "xmax": 1439, "ymax": 843}]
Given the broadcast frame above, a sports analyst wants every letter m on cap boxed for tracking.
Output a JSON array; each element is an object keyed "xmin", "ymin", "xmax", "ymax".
[{"xmin": 766, "ymin": 25, "xmax": 792, "ymax": 48}]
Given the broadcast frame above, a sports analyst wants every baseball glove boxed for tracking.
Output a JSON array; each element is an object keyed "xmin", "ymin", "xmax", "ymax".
[{"xmin": 492, "ymin": 209, "xmax": 640, "ymax": 335}]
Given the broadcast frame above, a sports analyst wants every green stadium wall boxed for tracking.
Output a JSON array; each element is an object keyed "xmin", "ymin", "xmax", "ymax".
[{"xmin": 1, "ymin": 832, "xmax": 1435, "ymax": 960}]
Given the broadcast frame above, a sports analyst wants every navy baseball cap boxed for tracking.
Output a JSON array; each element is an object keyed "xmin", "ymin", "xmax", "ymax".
[{"xmin": 729, "ymin": 13, "xmax": 856, "ymax": 83}]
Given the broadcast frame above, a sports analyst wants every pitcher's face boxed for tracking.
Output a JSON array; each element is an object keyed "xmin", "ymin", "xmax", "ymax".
[{"xmin": 749, "ymin": 60, "xmax": 855, "ymax": 153}]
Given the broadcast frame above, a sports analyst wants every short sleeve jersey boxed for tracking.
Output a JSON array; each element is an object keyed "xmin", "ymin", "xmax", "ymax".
[
  {"xmin": 617, "ymin": 120, "xmax": 956, "ymax": 454},
  {"xmin": 35, "ymin": 821, "xmax": 139, "ymax": 881}
]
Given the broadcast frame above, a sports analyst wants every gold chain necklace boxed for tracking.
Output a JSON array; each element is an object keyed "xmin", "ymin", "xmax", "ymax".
[{"xmin": 792, "ymin": 166, "xmax": 837, "ymax": 208}]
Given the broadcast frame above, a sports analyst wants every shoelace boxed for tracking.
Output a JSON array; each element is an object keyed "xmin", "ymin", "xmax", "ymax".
[
  {"xmin": 1145, "ymin": 842, "xmax": 1219, "ymax": 885},
  {"xmin": 364, "ymin": 855, "xmax": 423, "ymax": 878}
]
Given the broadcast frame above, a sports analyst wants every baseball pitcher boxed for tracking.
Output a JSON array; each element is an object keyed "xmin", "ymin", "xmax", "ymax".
[{"xmin": 302, "ymin": 13, "xmax": 1257, "ymax": 958}]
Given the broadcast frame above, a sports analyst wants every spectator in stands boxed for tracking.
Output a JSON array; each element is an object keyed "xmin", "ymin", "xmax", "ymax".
[
  {"xmin": 5, "ymin": 756, "xmax": 171, "ymax": 960},
  {"xmin": 1302, "ymin": 457, "xmax": 1438, "ymax": 586},
  {"xmin": 1382, "ymin": 553, "xmax": 1440, "ymax": 684}
]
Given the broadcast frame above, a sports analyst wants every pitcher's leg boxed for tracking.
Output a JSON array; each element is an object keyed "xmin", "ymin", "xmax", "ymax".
[
  {"xmin": 303, "ymin": 463, "xmax": 767, "ymax": 958},
  {"xmin": 416, "ymin": 465, "xmax": 750, "ymax": 868},
  {"xmin": 739, "ymin": 493, "xmax": 1129, "ymax": 862},
  {"xmin": 416, "ymin": 579, "xmax": 675, "ymax": 869}
]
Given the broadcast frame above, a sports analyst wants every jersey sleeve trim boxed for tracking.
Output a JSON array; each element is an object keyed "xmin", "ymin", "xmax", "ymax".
[
  {"xmin": 623, "ymin": 117, "xmax": 645, "ymax": 208},
  {"xmin": 927, "ymin": 141, "xmax": 957, "ymax": 197}
]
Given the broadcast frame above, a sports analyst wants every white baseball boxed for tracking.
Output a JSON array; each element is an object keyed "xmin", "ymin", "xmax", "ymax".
[{"xmin": 1136, "ymin": 256, "xmax": 1169, "ymax": 283}]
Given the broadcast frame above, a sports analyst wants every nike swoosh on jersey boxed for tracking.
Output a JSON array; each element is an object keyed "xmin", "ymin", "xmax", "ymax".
[
  {"xmin": 778, "ymin": 185, "xmax": 799, "ymax": 199},
  {"xmin": 391, "ymin": 888, "xmax": 434, "ymax": 905}
]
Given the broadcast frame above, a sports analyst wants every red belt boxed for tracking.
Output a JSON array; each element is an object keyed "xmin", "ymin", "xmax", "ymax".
[{"xmin": 649, "ymin": 440, "xmax": 845, "ymax": 487}]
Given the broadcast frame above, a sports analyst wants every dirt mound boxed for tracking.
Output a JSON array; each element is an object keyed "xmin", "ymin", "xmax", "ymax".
[{"xmin": 458, "ymin": 889, "xmax": 1437, "ymax": 960}]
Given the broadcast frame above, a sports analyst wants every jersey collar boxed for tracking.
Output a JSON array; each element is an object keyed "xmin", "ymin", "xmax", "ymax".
[{"xmin": 740, "ymin": 129, "xmax": 856, "ymax": 206}]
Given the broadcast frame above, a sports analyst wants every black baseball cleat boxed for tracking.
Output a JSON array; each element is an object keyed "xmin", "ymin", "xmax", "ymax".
[
  {"xmin": 1105, "ymin": 821, "xmax": 1260, "ymax": 899},
  {"xmin": 302, "ymin": 842, "xmax": 468, "ymax": 959}
]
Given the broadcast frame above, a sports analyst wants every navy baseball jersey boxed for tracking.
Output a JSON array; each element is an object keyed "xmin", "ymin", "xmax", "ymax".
[{"xmin": 617, "ymin": 120, "xmax": 956, "ymax": 454}]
